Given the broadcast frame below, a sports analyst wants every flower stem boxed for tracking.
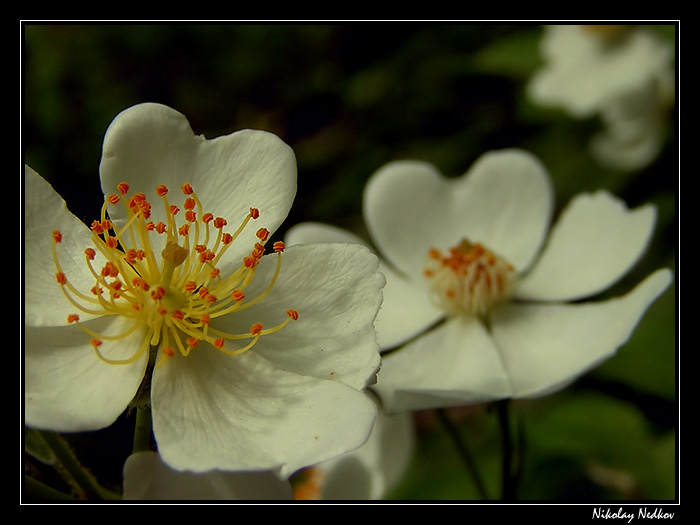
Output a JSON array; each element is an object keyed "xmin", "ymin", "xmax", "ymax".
[
  {"xmin": 132, "ymin": 406, "xmax": 153, "ymax": 453},
  {"xmin": 38, "ymin": 431, "xmax": 106, "ymax": 500},
  {"xmin": 496, "ymin": 399, "xmax": 524, "ymax": 500},
  {"xmin": 435, "ymin": 408, "xmax": 490, "ymax": 500}
]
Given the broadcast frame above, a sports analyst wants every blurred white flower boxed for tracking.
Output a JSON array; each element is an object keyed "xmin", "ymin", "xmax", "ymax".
[
  {"xmin": 25, "ymin": 103, "xmax": 385, "ymax": 476},
  {"xmin": 287, "ymin": 149, "xmax": 672, "ymax": 412},
  {"xmin": 528, "ymin": 25, "xmax": 674, "ymax": 170},
  {"xmin": 123, "ymin": 451, "xmax": 293, "ymax": 500},
  {"xmin": 293, "ymin": 397, "xmax": 415, "ymax": 500}
]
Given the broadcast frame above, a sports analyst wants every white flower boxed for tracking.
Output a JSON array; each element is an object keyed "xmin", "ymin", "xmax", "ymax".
[
  {"xmin": 122, "ymin": 451, "xmax": 293, "ymax": 500},
  {"xmin": 24, "ymin": 103, "xmax": 384, "ymax": 476},
  {"xmin": 287, "ymin": 149, "xmax": 672, "ymax": 413},
  {"xmin": 527, "ymin": 25, "xmax": 674, "ymax": 170},
  {"xmin": 293, "ymin": 396, "xmax": 415, "ymax": 500}
]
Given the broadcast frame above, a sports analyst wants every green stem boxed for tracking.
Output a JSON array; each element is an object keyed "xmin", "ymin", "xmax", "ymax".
[
  {"xmin": 24, "ymin": 475, "xmax": 76, "ymax": 500},
  {"xmin": 496, "ymin": 400, "xmax": 516, "ymax": 500},
  {"xmin": 132, "ymin": 406, "xmax": 153, "ymax": 453},
  {"xmin": 435, "ymin": 408, "xmax": 490, "ymax": 500},
  {"xmin": 38, "ymin": 431, "xmax": 105, "ymax": 500}
]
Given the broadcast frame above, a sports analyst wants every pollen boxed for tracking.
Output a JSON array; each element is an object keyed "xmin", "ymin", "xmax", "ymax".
[
  {"xmin": 51, "ymin": 182, "xmax": 298, "ymax": 368},
  {"xmin": 423, "ymin": 238, "xmax": 517, "ymax": 317}
]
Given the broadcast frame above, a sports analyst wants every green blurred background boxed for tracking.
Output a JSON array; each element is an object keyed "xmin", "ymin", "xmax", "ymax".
[{"xmin": 22, "ymin": 23, "xmax": 677, "ymax": 501}]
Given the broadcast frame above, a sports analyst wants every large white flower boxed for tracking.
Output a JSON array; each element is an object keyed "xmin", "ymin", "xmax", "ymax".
[
  {"xmin": 24, "ymin": 103, "xmax": 384, "ymax": 476},
  {"xmin": 287, "ymin": 149, "xmax": 672, "ymax": 413},
  {"xmin": 527, "ymin": 25, "xmax": 674, "ymax": 170}
]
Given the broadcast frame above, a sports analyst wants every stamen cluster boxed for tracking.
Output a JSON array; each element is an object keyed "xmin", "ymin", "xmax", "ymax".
[
  {"xmin": 423, "ymin": 239, "xmax": 517, "ymax": 316},
  {"xmin": 52, "ymin": 182, "xmax": 298, "ymax": 366}
]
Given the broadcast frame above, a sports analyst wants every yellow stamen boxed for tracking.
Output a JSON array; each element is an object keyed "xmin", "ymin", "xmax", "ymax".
[{"xmin": 52, "ymin": 182, "xmax": 298, "ymax": 366}]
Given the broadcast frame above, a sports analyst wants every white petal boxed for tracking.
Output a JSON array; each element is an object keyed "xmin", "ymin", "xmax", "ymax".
[
  {"xmin": 518, "ymin": 191, "xmax": 657, "ymax": 302},
  {"xmin": 372, "ymin": 316, "xmax": 513, "ymax": 413},
  {"xmin": 219, "ymin": 243, "xmax": 384, "ymax": 390},
  {"xmin": 24, "ymin": 316, "xmax": 148, "ymax": 432},
  {"xmin": 285, "ymin": 222, "xmax": 444, "ymax": 350},
  {"xmin": 151, "ymin": 349, "xmax": 378, "ymax": 477},
  {"xmin": 98, "ymin": 103, "xmax": 297, "ymax": 267},
  {"xmin": 123, "ymin": 452, "xmax": 293, "ymax": 500},
  {"xmin": 363, "ymin": 150, "xmax": 553, "ymax": 282},
  {"xmin": 316, "ymin": 405, "xmax": 415, "ymax": 500},
  {"xmin": 24, "ymin": 166, "xmax": 107, "ymax": 326},
  {"xmin": 491, "ymin": 269, "xmax": 672, "ymax": 398}
]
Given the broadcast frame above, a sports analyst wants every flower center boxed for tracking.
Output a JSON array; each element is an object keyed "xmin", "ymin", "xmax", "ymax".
[
  {"xmin": 52, "ymin": 182, "xmax": 298, "ymax": 367},
  {"xmin": 422, "ymin": 239, "xmax": 517, "ymax": 317}
]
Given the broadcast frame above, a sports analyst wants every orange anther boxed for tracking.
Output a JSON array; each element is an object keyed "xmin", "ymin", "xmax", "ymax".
[
  {"xmin": 232, "ymin": 289, "xmax": 245, "ymax": 302},
  {"xmin": 156, "ymin": 185, "xmax": 168, "ymax": 196},
  {"xmin": 170, "ymin": 205, "xmax": 180, "ymax": 216},
  {"xmin": 222, "ymin": 233, "xmax": 233, "ymax": 245},
  {"xmin": 179, "ymin": 224, "xmax": 190, "ymax": 237},
  {"xmin": 213, "ymin": 338, "xmax": 225, "ymax": 349},
  {"xmin": 125, "ymin": 249, "xmax": 137, "ymax": 264},
  {"xmin": 184, "ymin": 198, "xmax": 196, "ymax": 210},
  {"xmin": 107, "ymin": 194, "xmax": 120, "ymax": 205},
  {"xmin": 249, "ymin": 207, "xmax": 260, "ymax": 219},
  {"xmin": 286, "ymin": 309, "xmax": 299, "ymax": 321},
  {"xmin": 106, "ymin": 236, "xmax": 119, "ymax": 249},
  {"xmin": 117, "ymin": 182, "xmax": 129, "ymax": 195},
  {"xmin": 90, "ymin": 339, "xmax": 103, "ymax": 348},
  {"xmin": 204, "ymin": 294, "xmax": 217, "ymax": 304},
  {"xmin": 184, "ymin": 281, "xmax": 198, "ymax": 293},
  {"xmin": 202, "ymin": 212, "xmax": 214, "ymax": 224},
  {"xmin": 146, "ymin": 222, "xmax": 156, "ymax": 232},
  {"xmin": 101, "ymin": 262, "xmax": 119, "ymax": 278},
  {"xmin": 181, "ymin": 183, "xmax": 194, "ymax": 195},
  {"xmin": 67, "ymin": 314, "xmax": 80, "ymax": 324},
  {"xmin": 244, "ymin": 256, "xmax": 257, "ymax": 269},
  {"xmin": 273, "ymin": 241, "xmax": 285, "ymax": 253},
  {"xmin": 185, "ymin": 210, "xmax": 196, "ymax": 223},
  {"xmin": 136, "ymin": 250, "xmax": 146, "ymax": 261},
  {"xmin": 52, "ymin": 230, "xmax": 62, "ymax": 244},
  {"xmin": 186, "ymin": 337, "xmax": 199, "ymax": 348},
  {"xmin": 155, "ymin": 222, "xmax": 167, "ymax": 234},
  {"xmin": 213, "ymin": 217, "xmax": 227, "ymax": 229},
  {"xmin": 162, "ymin": 346, "xmax": 175, "ymax": 357},
  {"xmin": 199, "ymin": 314, "xmax": 211, "ymax": 324},
  {"xmin": 157, "ymin": 306, "xmax": 167, "ymax": 316},
  {"xmin": 91, "ymin": 285, "xmax": 103, "ymax": 296},
  {"xmin": 172, "ymin": 310, "xmax": 184, "ymax": 321},
  {"xmin": 198, "ymin": 286, "xmax": 209, "ymax": 299},
  {"xmin": 151, "ymin": 286, "xmax": 166, "ymax": 301},
  {"xmin": 256, "ymin": 228, "xmax": 270, "ymax": 242},
  {"xmin": 210, "ymin": 268, "xmax": 220, "ymax": 279},
  {"xmin": 250, "ymin": 323, "xmax": 263, "ymax": 335},
  {"xmin": 252, "ymin": 243, "xmax": 265, "ymax": 259},
  {"xmin": 91, "ymin": 220, "xmax": 104, "ymax": 235}
]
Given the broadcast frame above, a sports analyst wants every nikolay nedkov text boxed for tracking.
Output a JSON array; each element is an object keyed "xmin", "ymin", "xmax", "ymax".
[{"xmin": 592, "ymin": 507, "xmax": 675, "ymax": 522}]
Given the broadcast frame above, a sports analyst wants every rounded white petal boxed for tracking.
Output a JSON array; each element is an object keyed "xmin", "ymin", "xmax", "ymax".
[
  {"xmin": 517, "ymin": 191, "xmax": 657, "ymax": 302},
  {"xmin": 98, "ymin": 103, "xmax": 297, "ymax": 267},
  {"xmin": 123, "ymin": 452, "xmax": 293, "ymax": 500},
  {"xmin": 220, "ymin": 243, "xmax": 384, "ymax": 390},
  {"xmin": 363, "ymin": 150, "xmax": 553, "ymax": 282},
  {"xmin": 151, "ymin": 348, "xmax": 378, "ymax": 477},
  {"xmin": 491, "ymin": 268, "xmax": 672, "ymax": 398},
  {"xmin": 315, "ymin": 404, "xmax": 415, "ymax": 500},
  {"xmin": 25, "ymin": 316, "xmax": 148, "ymax": 432},
  {"xmin": 372, "ymin": 316, "xmax": 513, "ymax": 413},
  {"xmin": 24, "ymin": 166, "xmax": 107, "ymax": 326},
  {"xmin": 286, "ymin": 222, "xmax": 444, "ymax": 350}
]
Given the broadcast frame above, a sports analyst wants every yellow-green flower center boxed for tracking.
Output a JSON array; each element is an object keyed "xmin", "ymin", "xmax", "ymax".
[
  {"xmin": 423, "ymin": 239, "xmax": 517, "ymax": 316},
  {"xmin": 52, "ymin": 182, "xmax": 298, "ymax": 367}
]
